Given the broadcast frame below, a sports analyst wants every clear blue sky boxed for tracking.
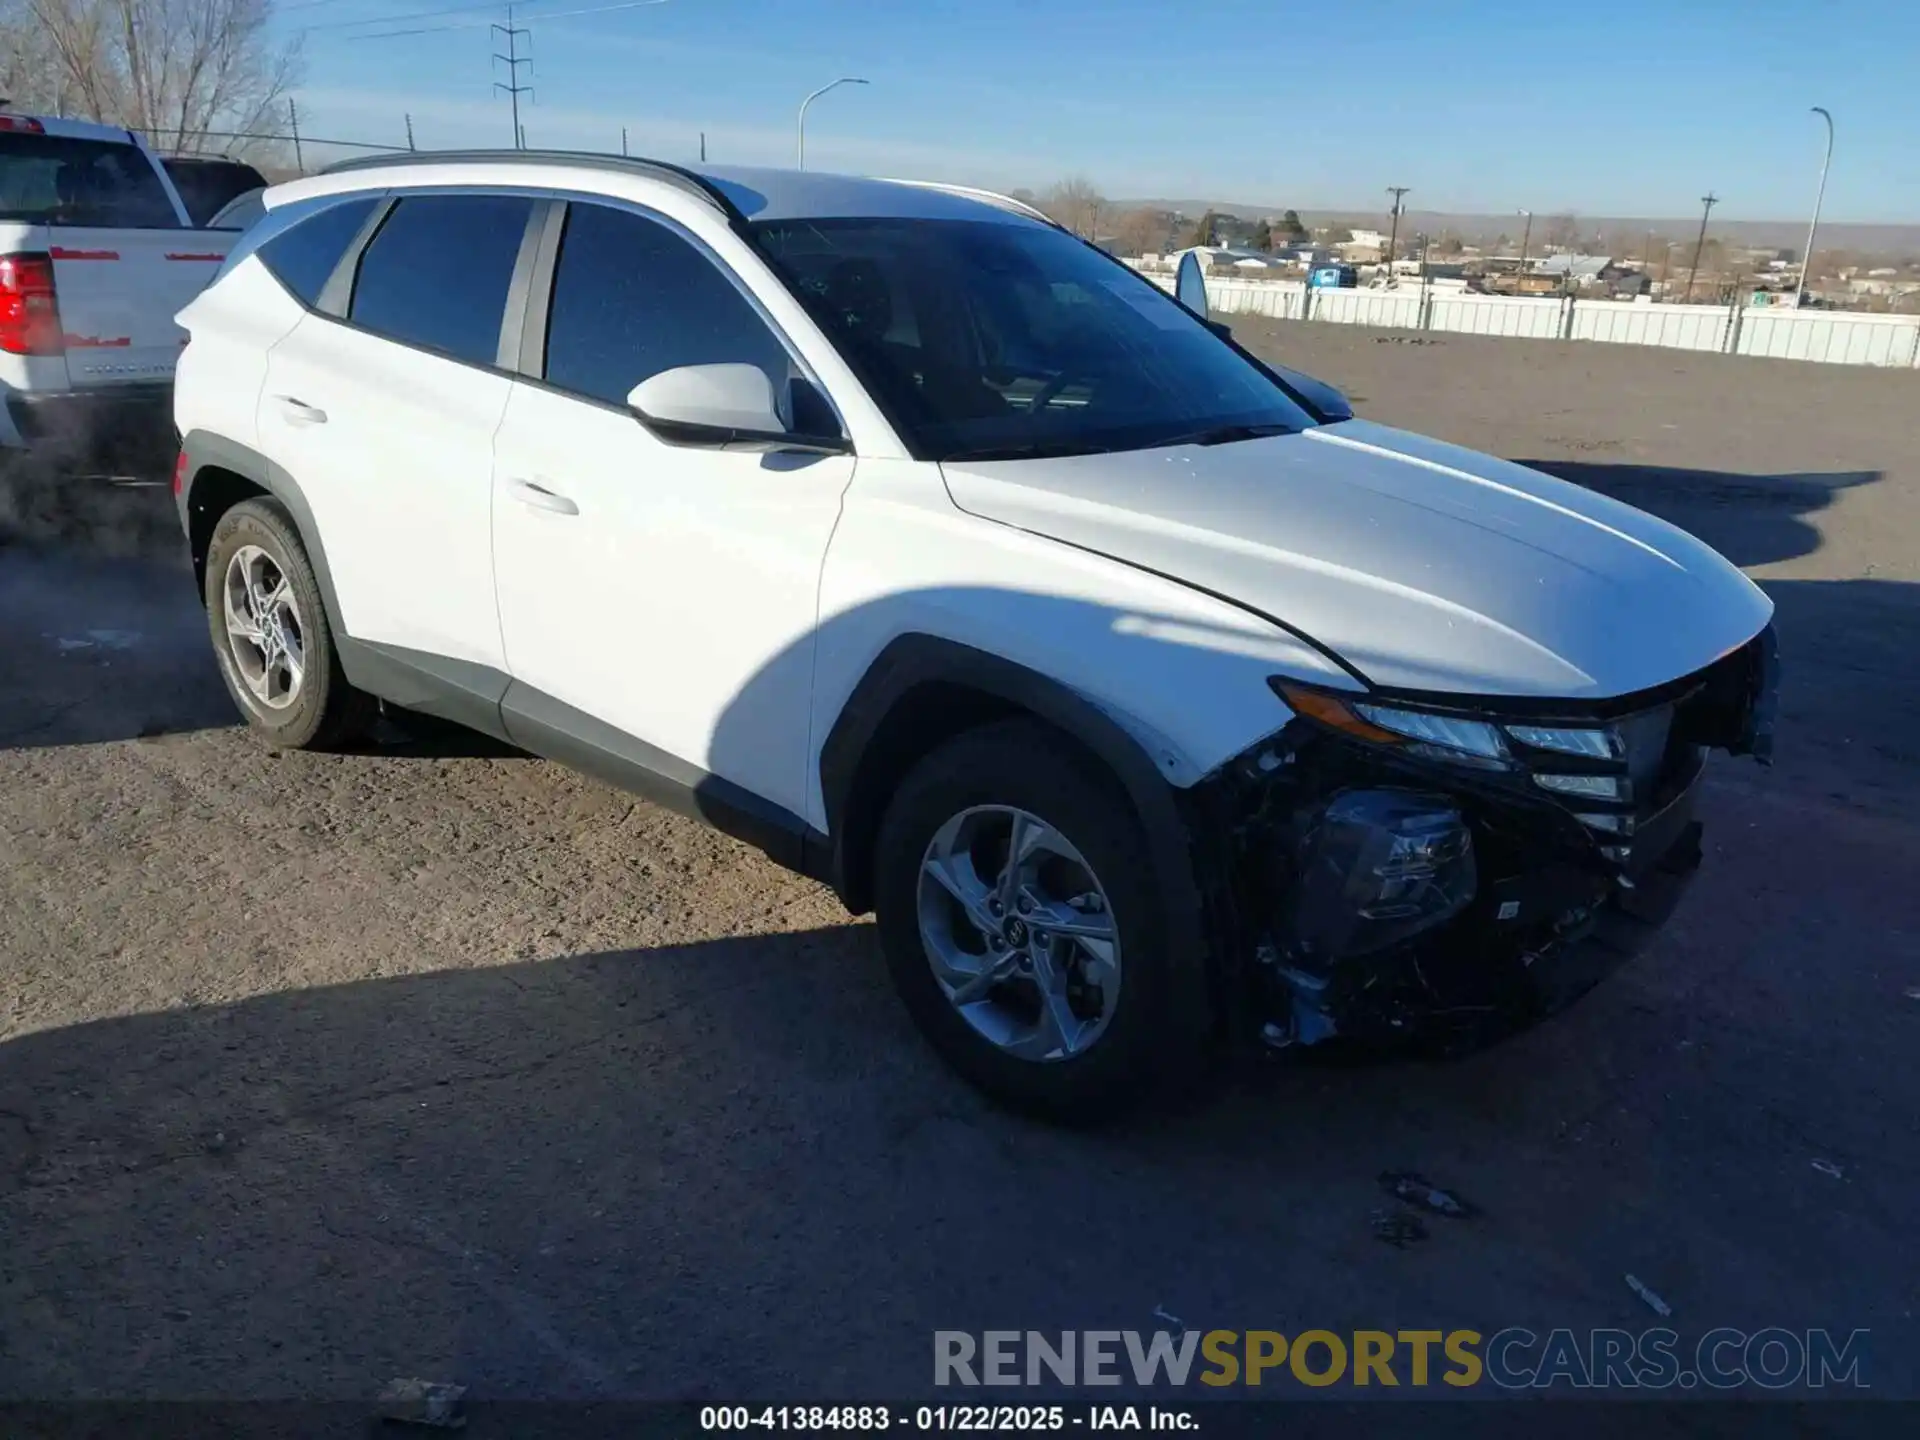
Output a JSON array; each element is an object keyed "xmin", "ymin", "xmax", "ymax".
[{"xmin": 283, "ymin": 0, "xmax": 1919, "ymax": 223}]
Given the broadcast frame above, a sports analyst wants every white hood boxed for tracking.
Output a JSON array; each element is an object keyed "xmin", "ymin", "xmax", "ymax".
[{"xmin": 941, "ymin": 419, "xmax": 1774, "ymax": 699}]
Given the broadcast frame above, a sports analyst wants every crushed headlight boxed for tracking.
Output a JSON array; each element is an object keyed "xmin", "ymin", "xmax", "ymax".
[
  {"xmin": 1281, "ymin": 789, "xmax": 1477, "ymax": 962},
  {"xmin": 1534, "ymin": 772, "xmax": 1626, "ymax": 800},
  {"xmin": 1505, "ymin": 725, "xmax": 1622, "ymax": 759},
  {"xmin": 1272, "ymin": 682, "xmax": 1512, "ymax": 770}
]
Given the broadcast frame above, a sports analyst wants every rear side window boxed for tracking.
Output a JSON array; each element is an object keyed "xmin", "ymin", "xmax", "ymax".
[
  {"xmin": 0, "ymin": 133, "xmax": 180, "ymax": 228},
  {"xmin": 543, "ymin": 202, "xmax": 794, "ymax": 409},
  {"xmin": 349, "ymin": 194, "xmax": 534, "ymax": 368},
  {"xmin": 256, "ymin": 196, "xmax": 379, "ymax": 306}
]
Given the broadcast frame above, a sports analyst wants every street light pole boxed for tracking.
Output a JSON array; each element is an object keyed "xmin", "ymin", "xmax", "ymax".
[
  {"xmin": 1793, "ymin": 106, "xmax": 1833, "ymax": 310},
  {"xmin": 796, "ymin": 77, "xmax": 868, "ymax": 170},
  {"xmin": 1516, "ymin": 208, "xmax": 1533, "ymax": 279},
  {"xmin": 1685, "ymin": 192, "xmax": 1718, "ymax": 303}
]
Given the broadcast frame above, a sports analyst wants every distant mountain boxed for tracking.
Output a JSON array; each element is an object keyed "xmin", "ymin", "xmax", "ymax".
[{"xmin": 1113, "ymin": 200, "xmax": 1920, "ymax": 255}]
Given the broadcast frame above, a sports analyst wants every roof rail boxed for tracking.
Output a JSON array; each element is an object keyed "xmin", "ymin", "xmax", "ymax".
[
  {"xmin": 876, "ymin": 179, "xmax": 1060, "ymax": 228},
  {"xmin": 318, "ymin": 148, "xmax": 748, "ymax": 227}
]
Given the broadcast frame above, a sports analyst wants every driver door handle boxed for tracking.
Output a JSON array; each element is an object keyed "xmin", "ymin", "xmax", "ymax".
[{"xmin": 506, "ymin": 476, "xmax": 579, "ymax": 517}]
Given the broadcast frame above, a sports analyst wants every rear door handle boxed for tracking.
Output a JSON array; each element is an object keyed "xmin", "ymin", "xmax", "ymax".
[
  {"xmin": 506, "ymin": 477, "xmax": 579, "ymax": 517},
  {"xmin": 272, "ymin": 395, "xmax": 327, "ymax": 426}
]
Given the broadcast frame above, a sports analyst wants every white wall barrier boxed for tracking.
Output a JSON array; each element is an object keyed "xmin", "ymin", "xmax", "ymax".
[
  {"xmin": 1304, "ymin": 287, "xmax": 1425, "ymax": 329},
  {"xmin": 1130, "ymin": 262, "xmax": 1920, "ymax": 369},
  {"xmin": 1423, "ymin": 293, "xmax": 1565, "ymax": 340},
  {"xmin": 1569, "ymin": 300, "xmax": 1730, "ymax": 352},
  {"xmin": 1735, "ymin": 309, "xmax": 1920, "ymax": 368}
]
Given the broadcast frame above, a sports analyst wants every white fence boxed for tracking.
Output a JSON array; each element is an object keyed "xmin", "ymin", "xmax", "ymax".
[{"xmin": 1138, "ymin": 269, "xmax": 1920, "ymax": 369}]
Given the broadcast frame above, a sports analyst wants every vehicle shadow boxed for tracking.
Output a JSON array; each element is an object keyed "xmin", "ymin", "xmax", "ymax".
[
  {"xmin": 0, "ymin": 540, "xmax": 524, "ymax": 758},
  {"xmin": 3, "ymin": 879, "xmax": 1913, "ymax": 1406},
  {"xmin": 1511, "ymin": 460, "xmax": 1879, "ymax": 570}
]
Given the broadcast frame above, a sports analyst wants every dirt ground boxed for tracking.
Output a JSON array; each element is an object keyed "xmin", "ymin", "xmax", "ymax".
[{"xmin": 2, "ymin": 327, "xmax": 1916, "ymax": 1419}]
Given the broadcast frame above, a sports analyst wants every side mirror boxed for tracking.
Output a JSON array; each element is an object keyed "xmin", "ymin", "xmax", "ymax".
[
  {"xmin": 1267, "ymin": 362, "xmax": 1354, "ymax": 422},
  {"xmin": 628, "ymin": 364, "xmax": 848, "ymax": 454},
  {"xmin": 1174, "ymin": 251, "xmax": 1209, "ymax": 319}
]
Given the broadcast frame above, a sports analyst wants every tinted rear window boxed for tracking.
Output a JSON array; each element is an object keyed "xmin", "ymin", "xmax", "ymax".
[
  {"xmin": 349, "ymin": 194, "xmax": 534, "ymax": 368},
  {"xmin": 0, "ymin": 133, "xmax": 180, "ymax": 228},
  {"xmin": 257, "ymin": 197, "xmax": 380, "ymax": 307},
  {"xmin": 163, "ymin": 158, "xmax": 266, "ymax": 226}
]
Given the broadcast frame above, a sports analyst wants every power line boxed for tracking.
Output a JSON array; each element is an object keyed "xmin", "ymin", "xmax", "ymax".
[
  {"xmin": 343, "ymin": 0, "xmax": 666, "ymax": 41},
  {"xmin": 305, "ymin": 0, "xmax": 539, "ymax": 33}
]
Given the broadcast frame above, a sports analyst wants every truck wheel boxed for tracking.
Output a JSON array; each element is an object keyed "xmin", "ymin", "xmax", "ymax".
[
  {"xmin": 873, "ymin": 718, "xmax": 1205, "ymax": 1122},
  {"xmin": 204, "ymin": 498, "xmax": 374, "ymax": 751}
]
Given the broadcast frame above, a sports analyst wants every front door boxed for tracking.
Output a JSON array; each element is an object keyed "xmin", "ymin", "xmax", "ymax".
[{"xmin": 491, "ymin": 200, "xmax": 854, "ymax": 822}]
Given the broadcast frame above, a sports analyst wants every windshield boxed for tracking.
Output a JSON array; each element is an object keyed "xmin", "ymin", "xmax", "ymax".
[{"xmin": 748, "ymin": 216, "xmax": 1315, "ymax": 461}]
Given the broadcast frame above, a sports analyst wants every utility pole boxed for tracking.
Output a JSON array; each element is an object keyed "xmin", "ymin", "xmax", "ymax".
[
  {"xmin": 492, "ymin": 3, "xmax": 534, "ymax": 151},
  {"xmin": 288, "ymin": 97, "xmax": 304, "ymax": 172},
  {"xmin": 1516, "ymin": 209, "xmax": 1533, "ymax": 276},
  {"xmin": 1385, "ymin": 186, "xmax": 1410, "ymax": 287},
  {"xmin": 1685, "ymin": 192, "xmax": 1718, "ymax": 303},
  {"xmin": 1794, "ymin": 107, "xmax": 1833, "ymax": 310}
]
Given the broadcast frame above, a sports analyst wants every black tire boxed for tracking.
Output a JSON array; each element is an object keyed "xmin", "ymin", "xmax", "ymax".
[
  {"xmin": 873, "ymin": 718, "xmax": 1210, "ymax": 1123},
  {"xmin": 203, "ymin": 497, "xmax": 375, "ymax": 750}
]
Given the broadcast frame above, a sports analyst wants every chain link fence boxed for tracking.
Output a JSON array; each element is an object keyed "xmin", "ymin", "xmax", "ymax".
[{"xmin": 131, "ymin": 127, "xmax": 412, "ymax": 182}]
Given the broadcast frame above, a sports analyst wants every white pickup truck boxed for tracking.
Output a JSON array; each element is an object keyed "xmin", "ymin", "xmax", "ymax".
[{"xmin": 1, "ymin": 110, "xmax": 232, "ymax": 461}]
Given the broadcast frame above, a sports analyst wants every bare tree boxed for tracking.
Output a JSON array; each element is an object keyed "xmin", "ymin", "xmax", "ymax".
[
  {"xmin": 6, "ymin": 0, "xmax": 302, "ymax": 153},
  {"xmin": 1110, "ymin": 206, "xmax": 1166, "ymax": 258},
  {"xmin": 1544, "ymin": 213, "xmax": 1580, "ymax": 250},
  {"xmin": 0, "ymin": 4, "xmax": 67, "ymax": 111},
  {"xmin": 1040, "ymin": 176, "xmax": 1105, "ymax": 239}
]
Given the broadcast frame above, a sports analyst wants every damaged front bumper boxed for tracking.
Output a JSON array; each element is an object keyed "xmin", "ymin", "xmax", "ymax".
[{"xmin": 1199, "ymin": 626, "xmax": 1777, "ymax": 1054}]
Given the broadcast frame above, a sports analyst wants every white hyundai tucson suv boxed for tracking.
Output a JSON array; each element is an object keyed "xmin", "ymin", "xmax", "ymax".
[{"xmin": 172, "ymin": 152, "xmax": 1779, "ymax": 1120}]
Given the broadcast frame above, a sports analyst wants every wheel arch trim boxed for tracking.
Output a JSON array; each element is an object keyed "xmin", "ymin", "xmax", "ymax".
[
  {"xmin": 178, "ymin": 430, "xmax": 349, "ymax": 646},
  {"xmin": 818, "ymin": 634, "xmax": 1210, "ymax": 955}
]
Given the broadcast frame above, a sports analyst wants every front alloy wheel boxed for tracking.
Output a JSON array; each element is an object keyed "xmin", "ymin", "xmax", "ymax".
[
  {"xmin": 873, "ymin": 718, "xmax": 1210, "ymax": 1122},
  {"xmin": 918, "ymin": 805, "xmax": 1121, "ymax": 1062}
]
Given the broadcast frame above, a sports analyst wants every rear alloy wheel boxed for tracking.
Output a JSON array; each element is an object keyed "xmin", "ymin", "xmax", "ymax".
[
  {"xmin": 221, "ymin": 544, "xmax": 306, "ymax": 712},
  {"xmin": 874, "ymin": 719, "xmax": 1207, "ymax": 1122},
  {"xmin": 204, "ymin": 498, "xmax": 374, "ymax": 750}
]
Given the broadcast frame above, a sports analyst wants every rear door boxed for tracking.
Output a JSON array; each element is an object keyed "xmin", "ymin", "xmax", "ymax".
[
  {"xmin": 0, "ymin": 128, "xmax": 211, "ymax": 389},
  {"xmin": 258, "ymin": 190, "xmax": 536, "ymax": 673}
]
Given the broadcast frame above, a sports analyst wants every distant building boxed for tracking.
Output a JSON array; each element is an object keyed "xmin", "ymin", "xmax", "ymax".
[
  {"xmin": 1165, "ymin": 244, "xmax": 1288, "ymax": 272},
  {"xmin": 1532, "ymin": 253, "xmax": 1616, "ymax": 286}
]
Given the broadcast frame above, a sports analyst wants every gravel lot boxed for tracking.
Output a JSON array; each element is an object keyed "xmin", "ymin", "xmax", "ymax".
[{"xmin": 2, "ymin": 326, "xmax": 1916, "ymax": 1418}]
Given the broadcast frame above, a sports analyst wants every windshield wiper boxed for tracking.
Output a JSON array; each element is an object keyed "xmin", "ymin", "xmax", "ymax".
[
  {"xmin": 940, "ymin": 439, "xmax": 1119, "ymax": 462},
  {"xmin": 1156, "ymin": 422, "xmax": 1296, "ymax": 448}
]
